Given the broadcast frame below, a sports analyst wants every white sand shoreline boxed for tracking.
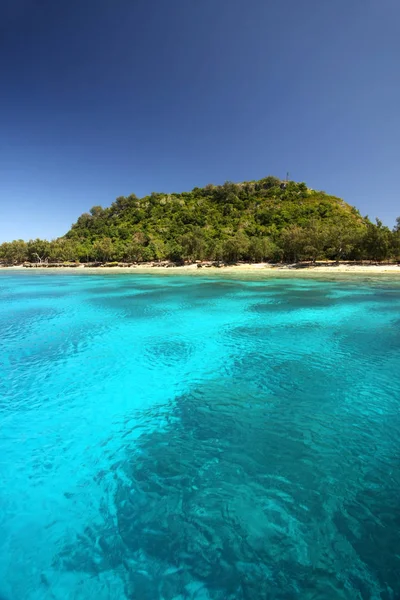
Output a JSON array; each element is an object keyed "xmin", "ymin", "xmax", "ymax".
[{"xmin": 1, "ymin": 263, "xmax": 400, "ymax": 276}]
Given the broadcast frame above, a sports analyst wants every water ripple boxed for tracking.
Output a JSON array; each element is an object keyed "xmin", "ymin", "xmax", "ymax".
[{"xmin": 1, "ymin": 273, "xmax": 400, "ymax": 600}]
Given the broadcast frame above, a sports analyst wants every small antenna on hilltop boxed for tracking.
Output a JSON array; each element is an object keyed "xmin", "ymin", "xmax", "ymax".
[{"xmin": 280, "ymin": 171, "xmax": 289, "ymax": 190}]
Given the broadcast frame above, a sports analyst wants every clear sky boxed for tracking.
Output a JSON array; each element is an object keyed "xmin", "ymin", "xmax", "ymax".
[{"xmin": 1, "ymin": 0, "xmax": 399, "ymax": 242}]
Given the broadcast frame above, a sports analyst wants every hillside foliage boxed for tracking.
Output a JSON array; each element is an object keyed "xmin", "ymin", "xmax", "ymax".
[{"xmin": 1, "ymin": 177, "xmax": 400, "ymax": 264}]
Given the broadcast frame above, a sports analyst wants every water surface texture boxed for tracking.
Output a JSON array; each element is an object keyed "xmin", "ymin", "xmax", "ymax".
[{"xmin": 1, "ymin": 272, "xmax": 400, "ymax": 600}]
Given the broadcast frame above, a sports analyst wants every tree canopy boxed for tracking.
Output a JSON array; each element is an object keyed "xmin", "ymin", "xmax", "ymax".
[{"xmin": 1, "ymin": 176, "xmax": 399, "ymax": 264}]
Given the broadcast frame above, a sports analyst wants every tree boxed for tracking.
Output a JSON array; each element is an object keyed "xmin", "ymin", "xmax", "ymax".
[
  {"xmin": 180, "ymin": 228, "xmax": 206, "ymax": 261},
  {"xmin": 392, "ymin": 217, "xmax": 400, "ymax": 259},
  {"xmin": 325, "ymin": 218, "xmax": 362, "ymax": 261},
  {"xmin": 167, "ymin": 241, "xmax": 184, "ymax": 264},
  {"xmin": 206, "ymin": 239, "xmax": 223, "ymax": 261},
  {"xmin": 261, "ymin": 176, "xmax": 280, "ymax": 189},
  {"xmin": 123, "ymin": 241, "xmax": 143, "ymax": 262},
  {"xmin": 48, "ymin": 238, "xmax": 79, "ymax": 262},
  {"xmin": 302, "ymin": 220, "xmax": 327, "ymax": 262},
  {"xmin": 27, "ymin": 239, "xmax": 51, "ymax": 263},
  {"xmin": 0, "ymin": 240, "xmax": 27, "ymax": 264},
  {"xmin": 90, "ymin": 206, "xmax": 104, "ymax": 218},
  {"xmin": 248, "ymin": 237, "xmax": 278, "ymax": 262},
  {"xmin": 222, "ymin": 233, "xmax": 249, "ymax": 263},
  {"xmin": 362, "ymin": 219, "xmax": 392, "ymax": 262},
  {"xmin": 93, "ymin": 238, "xmax": 114, "ymax": 262},
  {"xmin": 279, "ymin": 226, "xmax": 306, "ymax": 262}
]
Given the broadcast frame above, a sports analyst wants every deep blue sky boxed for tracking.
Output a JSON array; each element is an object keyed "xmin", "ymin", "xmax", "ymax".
[{"xmin": 1, "ymin": 0, "xmax": 399, "ymax": 241}]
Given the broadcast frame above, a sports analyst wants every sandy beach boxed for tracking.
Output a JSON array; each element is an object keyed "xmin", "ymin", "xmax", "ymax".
[{"xmin": 1, "ymin": 262, "xmax": 400, "ymax": 276}]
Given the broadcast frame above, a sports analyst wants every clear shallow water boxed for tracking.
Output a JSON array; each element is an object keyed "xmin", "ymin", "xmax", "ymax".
[{"xmin": 1, "ymin": 272, "xmax": 400, "ymax": 600}]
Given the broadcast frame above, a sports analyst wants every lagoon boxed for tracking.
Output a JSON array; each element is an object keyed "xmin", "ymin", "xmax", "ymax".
[{"xmin": 1, "ymin": 272, "xmax": 400, "ymax": 599}]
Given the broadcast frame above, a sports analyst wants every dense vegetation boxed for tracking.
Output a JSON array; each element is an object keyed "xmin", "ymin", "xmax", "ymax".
[{"xmin": 1, "ymin": 176, "xmax": 400, "ymax": 264}]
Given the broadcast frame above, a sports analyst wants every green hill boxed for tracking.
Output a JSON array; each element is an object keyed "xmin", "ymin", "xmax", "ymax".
[
  {"xmin": 64, "ymin": 176, "xmax": 387, "ymax": 263},
  {"xmin": 65, "ymin": 177, "xmax": 365, "ymax": 262},
  {"xmin": 1, "ymin": 176, "xmax": 399, "ymax": 264}
]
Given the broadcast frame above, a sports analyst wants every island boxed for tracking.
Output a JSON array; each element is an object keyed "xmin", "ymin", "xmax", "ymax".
[{"xmin": 1, "ymin": 176, "xmax": 399, "ymax": 270}]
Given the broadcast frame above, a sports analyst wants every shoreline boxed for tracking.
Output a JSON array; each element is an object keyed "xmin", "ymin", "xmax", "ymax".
[{"xmin": 1, "ymin": 262, "xmax": 400, "ymax": 276}]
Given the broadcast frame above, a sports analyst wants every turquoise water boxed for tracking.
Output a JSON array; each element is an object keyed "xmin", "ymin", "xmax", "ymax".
[{"xmin": 1, "ymin": 272, "xmax": 400, "ymax": 600}]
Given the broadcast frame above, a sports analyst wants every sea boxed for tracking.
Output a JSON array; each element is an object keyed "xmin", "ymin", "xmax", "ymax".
[{"xmin": 0, "ymin": 271, "xmax": 399, "ymax": 600}]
